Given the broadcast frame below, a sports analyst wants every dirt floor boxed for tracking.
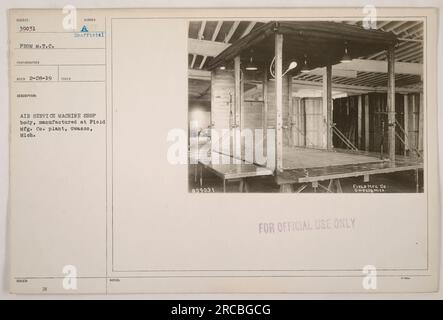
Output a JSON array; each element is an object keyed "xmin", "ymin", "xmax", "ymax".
[{"xmin": 188, "ymin": 164, "xmax": 423, "ymax": 193}]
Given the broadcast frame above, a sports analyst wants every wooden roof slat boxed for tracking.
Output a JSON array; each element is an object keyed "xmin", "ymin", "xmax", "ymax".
[
  {"xmin": 403, "ymin": 24, "xmax": 424, "ymax": 37},
  {"xmin": 396, "ymin": 45, "xmax": 423, "ymax": 59},
  {"xmin": 190, "ymin": 54, "xmax": 197, "ymax": 69},
  {"xmin": 212, "ymin": 21, "xmax": 223, "ymax": 41},
  {"xmin": 197, "ymin": 21, "xmax": 206, "ymax": 40},
  {"xmin": 340, "ymin": 73, "xmax": 374, "ymax": 86},
  {"xmin": 199, "ymin": 56, "xmax": 207, "ymax": 69},
  {"xmin": 241, "ymin": 22, "xmax": 257, "ymax": 39},
  {"xmin": 398, "ymin": 51, "xmax": 422, "ymax": 62},
  {"xmin": 395, "ymin": 21, "xmax": 423, "ymax": 36},
  {"xmin": 377, "ymin": 21, "xmax": 392, "ymax": 29},
  {"xmin": 366, "ymin": 41, "xmax": 420, "ymax": 60},
  {"xmin": 224, "ymin": 21, "xmax": 240, "ymax": 43},
  {"xmin": 382, "ymin": 21, "xmax": 407, "ymax": 32}
]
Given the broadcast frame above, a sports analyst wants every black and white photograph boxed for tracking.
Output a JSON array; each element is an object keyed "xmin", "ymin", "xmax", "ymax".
[{"xmin": 188, "ymin": 20, "xmax": 425, "ymax": 193}]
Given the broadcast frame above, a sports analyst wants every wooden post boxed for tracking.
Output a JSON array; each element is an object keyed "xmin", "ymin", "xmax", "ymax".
[
  {"xmin": 364, "ymin": 94, "xmax": 370, "ymax": 151},
  {"xmin": 418, "ymin": 92, "xmax": 424, "ymax": 152},
  {"xmin": 403, "ymin": 94, "xmax": 409, "ymax": 156},
  {"xmin": 275, "ymin": 33, "xmax": 283, "ymax": 171},
  {"xmin": 387, "ymin": 44, "xmax": 396, "ymax": 161},
  {"xmin": 263, "ymin": 66, "xmax": 268, "ymax": 159},
  {"xmin": 411, "ymin": 94, "xmax": 417, "ymax": 150},
  {"xmin": 323, "ymin": 64, "xmax": 333, "ymax": 149},
  {"xmin": 298, "ymin": 98, "xmax": 304, "ymax": 146},
  {"xmin": 288, "ymin": 79, "xmax": 293, "ymax": 146},
  {"xmin": 302, "ymin": 99, "xmax": 307, "ymax": 146},
  {"xmin": 357, "ymin": 95, "xmax": 362, "ymax": 149},
  {"xmin": 234, "ymin": 56, "xmax": 241, "ymax": 161}
]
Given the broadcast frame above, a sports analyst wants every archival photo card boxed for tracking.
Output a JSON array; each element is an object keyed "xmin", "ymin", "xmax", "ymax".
[{"xmin": 7, "ymin": 7, "xmax": 440, "ymax": 294}]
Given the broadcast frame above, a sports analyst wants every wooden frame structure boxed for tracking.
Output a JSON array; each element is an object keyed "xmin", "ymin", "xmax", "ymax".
[{"xmin": 200, "ymin": 21, "xmax": 423, "ymax": 193}]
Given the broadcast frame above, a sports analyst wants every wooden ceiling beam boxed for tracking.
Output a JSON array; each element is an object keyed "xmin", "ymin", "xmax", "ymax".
[
  {"xmin": 199, "ymin": 57, "xmax": 207, "ymax": 69},
  {"xmin": 292, "ymin": 79, "xmax": 422, "ymax": 94},
  {"xmin": 376, "ymin": 21, "xmax": 391, "ymax": 29},
  {"xmin": 396, "ymin": 45, "xmax": 423, "ymax": 59},
  {"xmin": 224, "ymin": 21, "xmax": 240, "ymax": 43},
  {"xmin": 403, "ymin": 24, "xmax": 424, "ymax": 37},
  {"xmin": 348, "ymin": 73, "xmax": 383, "ymax": 86},
  {"xmin": 328, "ymin": 59, "xmax": 422, "ymax": 75},
  {"xmin": 190, "ymin": 54, "xmax": 197, "ymax": 69},
  {"xmin": 366, "ymin": 41, "xmax": 420, "ymax": 60},
  {"xmin": 380, "ymin": 20, "xmax": 404, "ymax": 32},
  {"xmin": 395, "ymin": 21, "xmax": 422, "ymax": 36},
  {"xmin": 398, "ymin": 51, "xmax": 423, "ymax": 62},
  {"xmin": 189, "ymin": 68, "xmax": 211, "ymax": 80},
  {"xmin": 241, "ymin": 22, "xmax": 257, "ymax": 39},
  {"xmin": 212, "ymin": 21, "xmax": 223, "ymax": 41},
  {"xmin": 188, "ymin": 38, "xmax": 230, "ymax": 57},
  {"xmin": 304, "ymin": 68, "xmax": 358, "ymax": 78},
  {"xmin": 197, "ymin": 21, "xmax": 206, "ymax": 40}
]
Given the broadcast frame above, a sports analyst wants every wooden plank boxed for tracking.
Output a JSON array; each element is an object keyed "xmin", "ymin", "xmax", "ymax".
[
  {"xmin": 275, "ymin": 33, "xmax": 283, "ymax": 171},
  {"xmin": 364, "ymin": 94, "xmax": 370, "ymax": 151},
  {"xmin": 357, "ymin": 95, "xmax": 362, "ymax": 149},
  {"xmin": 387, "ymin": 44, "xmax": 396, "ymax": 161},
  {"xmin": 323, "ymin": 64, "xmax": 332, "ymax": 149},
  {"xmin": 404, "ymin": 94, "xmax": 409, "ymax": 156}
]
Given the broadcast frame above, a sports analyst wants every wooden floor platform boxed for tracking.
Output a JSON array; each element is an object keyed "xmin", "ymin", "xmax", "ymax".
[
  {"xmin": 194, "ymin": 149, "xmax": 423, "ymax": 193},
  {"xmin": 196, "ymin": 151, "xmax": 273, "ymax": 192},
  {"xmin": 283, "ymin": 147, "xmax": 385, "ymax": 170},
  {"xmin": 277, "ymin": 157, "xmax": 423, "ymax": 184},
  {"xmin": 277, "ymin": 149, "xmax": 423, "ymax": 192}
]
